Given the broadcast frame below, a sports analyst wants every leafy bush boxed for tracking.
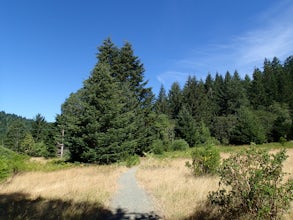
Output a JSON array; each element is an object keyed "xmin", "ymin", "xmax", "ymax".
[
  {"xmin": 151, "ymin": 139, "xmax": 165, "ymax": 155},
  {"xmin": 194, "ymin": 121, "xmax": 212, "ymax": 145},
  {"xmin": 32, "ymin": 142, "xmax": 48, "ymax": 157},
  {"xmin": 186, "ymin": 145, "xmax": 220, "ymax": 176},
  {"xmin": 0, "ymin": 157, "xmax": 10, "ymax": 181},
  {"xmin": 279, "ymin": 136, "xmax": 286, "ymax": 146},
  {"xmin": 171, "ymin": 139, "xmax": 189, "ymax": 151},
  {"xmin": 125, "ymin": 155, "xmax": 140, "ymax": 167},
  {"xmin": 208, "ymin": 147, "xmax": 293, "ymax": 220},
  {"xmin": 0, "ymin": 146, "xmax": 27, "ymax": 181}
]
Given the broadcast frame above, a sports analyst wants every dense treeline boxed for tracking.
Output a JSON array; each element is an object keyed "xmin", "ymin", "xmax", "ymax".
[
  {"xmin": 155, "ymin": 56, "xmax": 293, "ymax": 146},
  {"xmin": 0, "ymin": 112, "xmax": 57, "ymax": 157},
  {"xmin": 1, "ymin": 39, "xmax": 292, "ymax": 163}
]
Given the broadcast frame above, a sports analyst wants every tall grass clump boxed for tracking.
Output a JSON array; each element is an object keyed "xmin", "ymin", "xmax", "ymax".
[{"xmin": 208, "ymin": 147, "xmax": 293, "ymax": 220}]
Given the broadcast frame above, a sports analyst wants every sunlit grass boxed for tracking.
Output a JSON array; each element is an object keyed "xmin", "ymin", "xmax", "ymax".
[
  {"xmin": 137, "ymin": 149, "xmax": 293, "ymax": 220},
  {"xmin": 0, "ymin": 165, "xmax": 126, "ymax": 206}
]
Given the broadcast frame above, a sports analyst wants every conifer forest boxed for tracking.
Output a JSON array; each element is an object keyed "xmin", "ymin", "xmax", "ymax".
[{"xmin": 1, "ymin": 38, "xmax": 293, "ymax": 163}]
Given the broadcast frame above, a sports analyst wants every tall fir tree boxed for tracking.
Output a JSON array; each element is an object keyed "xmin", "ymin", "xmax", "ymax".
[
  {"xmin": 59, "ymin": 39, "xmax": 155, "ymax": 162},
  {"xmin": 155, "ymin": 84, "xmax": 169, "ymax": 115},
  {"xmin": 31, "ymin": 113, "xmax": 47, "ymax": 143},
  {"xmin": 182, "ymin": 76, "xmax": 198, "ymax": 117},
  {"xmin": 59, "ymin": 63, "xmax": 137, "ymax": 163},
  {"xmin": 213, "ymin": 73, "xmax": 225, "ymax": 116},
  {"xmin": 249, "ymin": 68, "xmax": 266, "ymax": 109},
  {"xmin": 263, "ymin": 58, "xmax": 279, "ymax": 106},
  {"xmin": 168, "ymin": 82, "xmax": 183, "ymax": 119}
]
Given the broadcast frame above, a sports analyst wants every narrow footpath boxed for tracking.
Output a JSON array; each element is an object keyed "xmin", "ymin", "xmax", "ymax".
[{"xmin": 108, "ymin": 167, "xmax": 161, "ymax": 220}]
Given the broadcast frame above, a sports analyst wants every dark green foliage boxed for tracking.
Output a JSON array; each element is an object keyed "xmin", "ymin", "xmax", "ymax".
[
  {"xmin": 211, "ymin": 115, "xmax": 237, "ymax": 145},
  {"xmin": 269, "ymin": 102, "xmax": 292, "ymax": 141},
  {"xmin": 125, "ymin": 155, "xmax": 140, "ymax": 167},
  {"xmin": 208, "ymin": 147, "xmax": 293, "ymax": 220},
  {"xmin": 186, "ymin": 145, "xmax": 220, "ymax": 176},
  {"xmin": 31, "ymin": 114, "xmax": 47, "ymax": 142},
  {"xmin": 20, "ymin": 133, "xmax": 35, "ymax": 154},
  {"xmin": 60, "ymin": 63, "xmax": 137, "ymax": 163},
  {"xmin": 231, "ymin": 107, "xmax": 266, "ymax": 144},
  {"xmin": 151, "ymin": 139, "xmax": 165, "ymax": 154},
  {"xmin": 0, "ymin": 111, "xmax": 32, "ymax": 144},
  {"xmin": 153, "ymin": 114, "xmax": 175, "ymax": 147},
  {"xmin": 194, "ymin": 121, "xmax": 212, "ymax": 146},
  {"xmin": 176, "ymin": 106, "xmax": 197, "ymax": 146},
  {"xmin": 155, "ymin": 85, "xmax": 169, "ymax": 115},
  {"xmin": 168, "ymin": 82, "xmax": 183, "ymax": 119},
  {"xmin": 98, "ymin": 38, "xmax": 155, "ymax": 155},
  {"xmin": 0, "ymin": 146, "xmax": 27, "ymax": 182},
  {"xmin": 171, "ymin": 139, "xmax": 189, "ymax": 151},
  {"xmin": 59, "ymin": 39, "xmax": 155, "ymax": 163},
  {"xmin": 163, "ymin": 55, "xmax": 293, "ymax": 145},
  {"xmin": 0, "ymin": 112, "xmax": 57, "ymax": 157},
  {"xmin": 4, "ymin": 120, "xmax": 27, "ymax": 152}
]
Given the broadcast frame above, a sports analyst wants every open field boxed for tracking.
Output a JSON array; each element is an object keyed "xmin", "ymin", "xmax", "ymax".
[
  {"xmin": 136, "ymin": 148, "xmax": 293, "ymax": 220},
  {"xmin": 1, "ymin": 144, "xmax": 293, "ymax": 219},
  {"xmin": 0, "ymin": 164, "xmax": 127, "ymax": 219}
]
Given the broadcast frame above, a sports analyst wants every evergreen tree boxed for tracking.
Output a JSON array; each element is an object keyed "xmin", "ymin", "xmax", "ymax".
[
  {"xmin": 263, "ymin": 58, "xmax": 279, "ymax": 106},
  {"xmin": 268, "ymin": 102, "xmax": 292, "ymax": 141},
  {"xmin": 31, "ymin": 113, "xmax": 47, "ymax": 143},
  {"xmin": 4, "ymin": 120, "xmax": 27, "ymax": 152},
  {"xmin": 213, "ymin": 73, "xmax": 225, "ymax": 116},
  {"xmin": 60, "ymin": 63, "xmax": 137, "ymax": 163},
  {"xmin": 231, "ymin": 107, "xmax": 266, "ymax": 144},
  {"xmin": 182, "ymin": 76, "xmax": 198, "ymax": 117},
  {"xmin": 249, "ymin": 68, "xmax": 266, "ymax": 109},
  {"xmin": 176, "ymin": 105, "xmax": 196, "ymax": 146},
  {"xmin": 153, "ymin": 114, "xmax": 175, "ymax": 147},
  {"xmin": 97, "ymin": 38, "xmax": 155, "ymax": 155},
  {"xmin": 211, "ymin": 115, "xmax": 237, "ymax": 145},
  {"xmin": 155, "ymin": 85, "xmax": 169, "ymax": 115},
  {"xmin": 193, "ymin": 80, "xmax": 212, "ymax": 125},
  {"xmin": 97, "ymin": 38, "xmax": 119, "ymax": 74},
  {"xmin": 168, "ymin": 82, "xmax": 183, "ymax": 119},
  {"xmin": 205, "ymin": 74, "xmax": 217, "ymax": 122}
]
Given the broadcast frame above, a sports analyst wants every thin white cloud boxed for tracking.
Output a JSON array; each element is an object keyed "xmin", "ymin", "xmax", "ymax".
[
  {"xmin": 158, "ymin": 0, "xmax": 293, "ymax": 84},
  {"xmin": 157, "ymin": 71, "xmax": 189, "ymax": 89}
]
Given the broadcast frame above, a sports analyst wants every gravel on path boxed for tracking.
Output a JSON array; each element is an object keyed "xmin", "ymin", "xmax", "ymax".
[{"xmin": 108, "ymin": 167, "xmax": 161, "ymax": 220}]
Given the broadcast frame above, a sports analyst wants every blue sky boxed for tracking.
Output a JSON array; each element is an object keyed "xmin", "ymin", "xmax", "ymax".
[{"xmin": 1, "ymin": 0, "xmax": 293, "ymax": 122}]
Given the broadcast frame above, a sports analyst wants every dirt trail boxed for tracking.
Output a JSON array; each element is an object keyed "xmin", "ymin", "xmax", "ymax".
[{"xmin": 108, "ymin": 167, "xmax": 161, "ymax": 219}]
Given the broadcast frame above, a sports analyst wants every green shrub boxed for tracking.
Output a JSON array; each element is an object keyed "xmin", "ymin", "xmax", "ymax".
[
  {"xmin": 151, "ymin": 139, "xmax": 165, "ymax": 155},
  {"xmin": 0, "ymin": 146, "xmax": 28, "ymax": 181},
  {"xmin": 0, "ymin": 157, "xmax": 10, "ymax": 181},
  {"xmin": 208, "ymin": 147, "xmax": 293, "ymax": 220},
  {"xmin": 186, "ymin": 145, "xmax": 220, "ymax": 176},
  {"xmin": 32, "ymin": 142, "xmax": 48, "ymax": 157},
  {"xmin": 171, "ymin": 139, "xmax": 189, "ymax": 151},
  {"xmin": 125, "ymin": 155, "xmax": 140, "ymax": 167},
  {"xmin": 279, "ymin": 136, "xmax": 287, "ymax": 146}
]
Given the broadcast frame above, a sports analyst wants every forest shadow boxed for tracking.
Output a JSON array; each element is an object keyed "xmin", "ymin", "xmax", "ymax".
[{"xmin": 0, "ymin": 192, "xmax": 161, "ymax": 220}]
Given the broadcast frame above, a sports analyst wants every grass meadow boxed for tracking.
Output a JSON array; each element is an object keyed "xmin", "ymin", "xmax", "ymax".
[
  {"xmin": 0, "ymin": 160, "xmax": 126, "ymax": 219},
  {"xmin": 136, "ymin": 147, "xmax": 293, "ymax": 220},
  {"xmin": 0, "ymin": 143, "xmax": 292, "ymax": 219}
]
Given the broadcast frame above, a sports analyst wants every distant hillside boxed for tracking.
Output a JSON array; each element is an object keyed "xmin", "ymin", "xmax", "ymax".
[{"xmin": 0, "ymin": 111, "xmax": 33, "ymax": 143}]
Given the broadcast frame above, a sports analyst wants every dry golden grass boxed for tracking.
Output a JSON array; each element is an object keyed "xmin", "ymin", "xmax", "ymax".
[
  {"xmin": 137, "ymin": 149, "xmax": 293, "ymax": 220},
  {"xmin": 0, "ymin": 165, "xmax": 126, "ymax": 206},
  {"xmin": 137, "ymin": 157, "xmax": 219, "ymax": 219}
]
